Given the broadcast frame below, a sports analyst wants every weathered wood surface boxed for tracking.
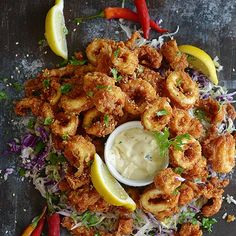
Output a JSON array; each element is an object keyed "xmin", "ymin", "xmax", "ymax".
[{"xmin": 0, "ymin": 0, "xmax": 235, "ymax": 235}]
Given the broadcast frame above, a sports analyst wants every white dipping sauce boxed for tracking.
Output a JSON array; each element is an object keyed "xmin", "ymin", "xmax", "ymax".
[{"xmin": 110, "ymin": 127, "xmax": 167, "ymax": 181}]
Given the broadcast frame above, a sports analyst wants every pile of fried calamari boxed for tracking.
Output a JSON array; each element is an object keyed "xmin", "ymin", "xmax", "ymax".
[{"xmin": 15, "ymin": 32, "xmax": 236, "ymax": 236}]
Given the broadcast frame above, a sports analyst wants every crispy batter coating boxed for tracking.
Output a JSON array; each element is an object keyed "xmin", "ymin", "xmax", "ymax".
[
  {"xmin": 161, "ymin": 40, "xmax": 188, "ymax": 71},
  {"xmin": 141, "ymin": 97, "xmax": 173, "ymax": 131},
  {"xmin": 137, "ymin": 45, "xmax": 162, "ymax": 69},
  {"xmin": 170, "ymin": 136, "xmax": 202, "ymax": 170},
  {"xmin": 120, "ymin": 78, "xmax": 157, "ymax": 115},
  {"xmin": 83, "ymin": 108, "xmax": 117, "ymax": 137},
  {"xmin": 179, "ymin": 223, "xmax": 202, "ymax": 236},
  {"xmin": 64, "ymin": 135, "xmax": 95, "ymax": 177},
  {"xmin": 202, "ymin": 133, "xmax": 235, "ymax": 173},
  {"xmin": 154, "ymin": 168, "xmax": 182, "ymax": 195},
  {"xmin": 111, "ymin": 44, "xmax": 138, "ymax": 75},
  {"xmin": 166, "ymin": 71, "xmax": 199, "ymax": 109},
  {"xmin": 178, "ymin": 183, "xmax": 195, "ymax": 206}
]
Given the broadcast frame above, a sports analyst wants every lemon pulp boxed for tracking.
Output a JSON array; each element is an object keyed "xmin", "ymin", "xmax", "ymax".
[
  {"xmin": 179, "ymin": 45, "xmax": 218, "ymax": 85},
  {"xmin": 45, "ymin": 0, "xmax": 68, "ymax": 59},
  {"xmin": 91, "ymin": 154, "xmax": 136, "ymax": 211}
]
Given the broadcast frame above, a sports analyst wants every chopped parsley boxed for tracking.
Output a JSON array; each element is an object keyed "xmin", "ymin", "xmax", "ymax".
[
  {"xmin": 60, "ymin": 84, "xmax": 72, "ymax": 94},
  {"xmin": 194, "ymin": 108, "xmax": 207, "ymax": 122},
  {"xmin": 62, "ymin": 134, "xmax": 69, "ymax": 140},
  {"xmin": 0, "ymin": 90, "xmax": 8, "ymax": 100},
  {"xmin": 201, "ymin": 218, "xmax": 217, "ymax": 232},
  {"xmin": 104, "ymin": 114, "xmax": 109, "ymax": 127},
  {"xmin": 48, "ymin": 153, "xmax": 66, "ymax": 165},
  {"xmin": 114, "ymin": 48, "xmax": 120, "ymax": 58},
  {"xmin": 87, "ymin": 91, "xmax": 94, "ymax": 97},
  {"xmin": 81, "ymin": 211, "xmax": 102, "ymax": 227},
  {"xmin": 110, "ymin": 68, "xmax": 122, "ymax": 82},
  {"xmin": 44, "ymin": 117, "xmax": 54, "ymax": 126},
  {"xmin": 96, "ymin": 85, "xmax": 111, "ymax": 90},
  {"xmin": 34, "ymin": 141, "xmax": 45, "ymax": 155},
  {"xmin": 12, "ymin": 82, "xmax": 23, "ymax": 91},
  {"xmin": 176, "ymin": 78, "xmax": 182, "ymax": 87},
  {"xmin": 18, "ymin": 168, "xmax": 26, "ymax": 177},
  {"xmin": 174, "ymin": 167, "xmax": 184, "ymax": 175},
  {"xmin": 69, "ymin": 56, "xmax": 87, "ymax": 66},
  {"xmin": 153, "ymin": 128, "xmax": 191, "ymax": 157},
  {"xmin": 38, "ymin": 38, "xmax": 46, "ymax": 46},
  {"xmin": 27, "ymin": 118, "xmax": 36, "ymax": 129},
  {"xmin": 178, "ymin": 211, "xmax": 196, "ymax": 224},
  {"xmin": 156, "ymin": 109, "xmax": 169, "ymax": 117},
  {"xmin": 43, "ymin": 79, "xmax": 51, "ymax": 89}
]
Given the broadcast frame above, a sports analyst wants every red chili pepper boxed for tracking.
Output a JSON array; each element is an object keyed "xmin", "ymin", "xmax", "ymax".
[
  {"xmin": 75, "ymin": 7, "xmax": 168, "ymax": 34},
  {"xmin": 31, "ymin": 215, "xmax": 46, "ymax": 236},
  {"xmin": 134, "ymin": 0, "xmax": 150, "ymax": 39},
  {"xmin": 47, "ymin": 213, "xmax": 60, "ymax": 236}
]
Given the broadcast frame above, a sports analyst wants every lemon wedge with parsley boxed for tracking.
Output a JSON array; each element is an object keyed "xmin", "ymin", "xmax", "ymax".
[
  {"xmin": 45, "ymin": 0, "xmax": 68, "ymax": 59},
  {"xmin": 91, "ymin": 154, "xmax": 136, "ymax": 211},
  {"xmin": 179, "ymin": 45, "xmax": 218, "ymax": 85}
]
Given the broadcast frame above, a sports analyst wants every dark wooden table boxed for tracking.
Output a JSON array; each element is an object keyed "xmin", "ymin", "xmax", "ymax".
[{"xmin": 0, "ymin": 0, "xmax": 235, "ymax": 235}]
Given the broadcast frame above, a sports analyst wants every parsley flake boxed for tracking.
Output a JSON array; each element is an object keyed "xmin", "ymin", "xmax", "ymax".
[
  {"xmin": 44, "ymin": 117, "xmax": 54, "ymax": 126},
  {"xmin": 62, "ymin": 134, "xmax": 69, "ymax": 140},
  {"xmin": 174, "ymin": 167, "xmax": 184, "ymax": 175},
  {"xmin": 43, "ymin": 79, "xmax": 50, "ymax": 89},
  {"xmin": 110, "ymin": 68, "xmax": 122, "ymax": 82},
  {"xmin": 87, "ymin": 91, "xmax": 94, "ymax": 97},
  {"xmin": 0, "ymin": 91, "xmax": 8, "ymax": 100},
  {"xmin": 69, "ymin": 56, "xmax": 87, "ymax": 66},
  {"xmin": 156, "ymin": 109, "xmax": 169, "ymax": 116},
  {"xmin": 201, "ymin": 218, "xmax": 217, "ymax": 232},
  {"xmin": 60, "ymin": 84, "xmax": 72, "ymax": 94},
  {"xmin": 27, "ymin": 118, "xmax": 36, "ymax": 129},
  {"xmin": 12, "ymin": 82, "xmax": 23, "ymax": 91},
  {"xmin": 194, "ymin": 108, "xmax": 207, "ymax": 122},
  {"xmin": 176, "ymin": 78, "xmax": 182, "ymax": 87},
  {"xmin": 104, "ymin": 114, "xmax": 109, "ymax": 127},
  {"xmin": 96, "ymin": 85, "xmax": 111, "ymax": 90},
  {"xmin": 114, "ymin": 48, "xmax": 120, "ymax": 58}
]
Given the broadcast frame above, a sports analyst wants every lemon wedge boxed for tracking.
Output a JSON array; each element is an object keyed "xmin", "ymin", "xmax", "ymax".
[
  {"xmin": 178, "ymin": 45, "xmax": 218, "ymax": 85},
  {"xmin": 45, "ymin": 0, "xmax": 68, "ymax": 59},
  {"xmin": 91, "ymin": 153, "xmax": 136, "ymax": 211}
]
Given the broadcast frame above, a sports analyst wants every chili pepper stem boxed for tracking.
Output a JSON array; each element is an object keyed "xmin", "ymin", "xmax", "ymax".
[{"xmin": 74, "ymin": 11, "xmax": 104, "ymax": 24}]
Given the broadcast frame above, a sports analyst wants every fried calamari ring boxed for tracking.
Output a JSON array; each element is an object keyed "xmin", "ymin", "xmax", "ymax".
[
  {"xmin": 137, "ymin": 45, "xmax": 162, "ymax": 69},
  {"xmin": 42, "ymin": 64, "xmax": 76, "ymax": 78},
  {"xmin": 178, "ymin": 184, "xmax": 195, "ymax": 206},
  {"xmin": 83, "ymin": 108, "xmax": 117, "ymax": 137},
  {"xmin": 51, "ymin": 114, "xmax": 79, "ymax": 137},
  {"xmin": 59, "ymin": 94, "xmax": 93, "ymax": 114},
  {"xmin": 111, "ymin": 44, "xmax": 138, "ymax": 75},
  {"xmin": 83, "ymin": 72, "xmax": 115, "ymax": 94},
  {"xmin": 120, "ymin": 79, "xmax": 157, "ymax": 115},
  {"xmin": 169, "ymin": 108, "xmax": 203, "ymax": 139},
  {"xmin": 41, "ymin": 102, "xmax": 54, "ymax": 119},
  {"xmin": 166, "ymin": 71, "xmax": 199, "ymax": 109},
  {"xmin": 140, "ymin": 187, "xmax": 179, "ymax": 219},
  {"xmin": 86, "ymin": 38, "xmax": 115, "ymax": 66},
  {"xmin": 161, "ymin": 40, "xmax": 188, "ymax": 71},
  {"xmin": 93, "ymin": 86, "xmax": 125, "ymax": 116},
  {"xmin": 154, "ymin": 168, "xmax": 182, "ymax": 195},
  {"xmin": 15, "ymin": 97, "xmax": 43, "ymax": 116},
  {"xmin": 195, "ymin": 98, "xmax": 226, "ymax": 124},
  {"xmin": 169, "ymin": 136, "xmax": 202, "ymax": 170},
  {"xmin": 179, "ymin": 223, "xmax": 202, "ymax": 236},
  {"xmin": 201, "ymin": 195, "xmax": 223, "ymax": 217},
  {"xmin": 202, "ymin": 133, "xmax": 235, "ymax": 173},
  {"xmin": 141, "ymin": 97, "xmax": 172, "ymax": 131},
  {"xmin": 47, "ymin": 79, "xmax": 62, "ymax": 105},
  {"xmin": 64, "ymin": 135, "xmax": 95, "ymax": 177}
]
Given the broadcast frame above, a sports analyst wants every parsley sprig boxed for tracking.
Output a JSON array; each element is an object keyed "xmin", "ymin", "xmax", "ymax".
[
  {"xmin": 201, "ymin": 217, "xmax": 217, "ymax": 232},
  {"xmin": 156, "ymin": 109, "xmax": 169, "ymax": 117},
  {"xmin": 153, "ymin": 128, "xmax": 191, "ymax": 157},
  {"xmin": 110, "ymin": 68, "xmax": 122, "ymax": 82}
]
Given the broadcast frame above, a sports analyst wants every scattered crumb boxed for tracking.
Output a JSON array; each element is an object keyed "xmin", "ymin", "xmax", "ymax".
[
  {"xmin": 12, "ymin": 193, "xmax": 15, "ymax": 197},
  {"xmin": 226, "ymin": 194, "xmax": 236, "ymax": 205},
  {"xmin": 26, "ymin": 54, "xmax": 29, "ymax": 57},
  {"xmin": 226, "ymin": 215, "xmax": 235, "ymax": 223},
  {"xmin": 44, "ymin": 51, "xmax": 48, "ymax": 54},
  {"xmin": 222, "ymin": 212, "xmax": 228, "ymax": 219},
  {"xmin": 233, "ymin": 68, "xmax": 235, "ymax": 72},
  {"xmin": 15, "ymin": 42, "xmax": 19, "ymax": 45},
  {"xmin": 73, "ymin": 28, "xmax": 76, "ymax": 32},
  {"xmin": 23, "ymin": 208, "xmax": 27, "ymax": 212},
  {"xmin": 10, "ymin": 75, "xmax": 14, "ymax": 79},
  {"xmin": 15, "ymin": 54, "xmax": 18, "ymax": 57},
  {"xmin": 15, "ymin": 220, "xmax": 17, "ymax": 224}
]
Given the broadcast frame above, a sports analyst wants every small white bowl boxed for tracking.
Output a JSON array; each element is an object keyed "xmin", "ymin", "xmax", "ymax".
[{"xmin": 104, "ymin": 121, "xmax": 169, "ymax": 187}]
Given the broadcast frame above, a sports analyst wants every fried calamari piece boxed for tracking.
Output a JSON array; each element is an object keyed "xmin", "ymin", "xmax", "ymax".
[
  {"xmin": 92, "ymin": 86, "xmax": 125, "ymax": 116},
  {"xmin": 59, "ymin": 94, "xmax": 93, "ymax": 114},
  {"xmin": 120, "ymin": 78, "xmax": 157, "ymax": 115},
  {"xmin": 88, "ymin": 197, "xmax": 111, "ymax": 213},
  {"xmin": 137, "ymin": 45, "xmax": 162, "ymax": 69},
  {"xmin": 136, "ymin": 65, "xmax": 163, "ymax": 92},
  {"xmin": 169, "ymin": 136, "xmax": 202, "ymax": 170},
  {"xmin": 83, "ymin": 72, "xmax": 115, "ymax": 94},
  {"xmin": 68, "ymin": 185, "xmax": 101, "ymax": 212},
  {"xmin": 51, "ymin": 113, "xmax": 79, "ymax": 137},
  {"xmin": 166, "ymin": 71, "xmax": 199, "ymax": 109},
  {"xmin": 116, "ymin": 218, "xmax": 133, "ymax": 236},
  {"xmin": 111, "ymin": 44, "xmax": 138, "ymax": 75},
  {"xmin": 154, "ymin": 168, "xmax": 182, "ymax": 195},
  {"xmin": 15, "ymin": 97, "xmax": 43, "ymax": 116},
  {"xmin": 64, "ymin": 135, "xmax": 96, "ymax": 177},
  {"xmin": 141, "ymin": 97, "xmax": 173, "ymax": 131},
  {"xmin": 43, "ymin": 64, "xmax": 76, "ymax": 78},
  {"xmin": 195, "ymin": 98, "xmax": 226, "ymax": 124},
  {"xmin": 83, "ymin": 108, "xmax": 117, "ymax": 137},
  {"xmin": 202, "ymin": 133, "xmax": 235, "ymax": 173},
  {"xmin": 140, "ymin": 187, "xmax": 179, "ymax": 220},
  {"xmin": 179, "ymin": 223, "xmax": 202, "ymax": 236},
  {"xmin": 161, "ymin": 40, "xmax": 188, "ymax": 71},
  {"xmin": 178, "ymin": 183, "xmax": 195, "ymax": 206},
  {"xmin": 86, "ymin": 38, "xmax": 116, "ymax": 66},
  {"xmin": 225, "ymin": 103, "xmax": 236, "ymax": 120},
  {"xmin": 125, "ymin": 31, "xmax": 141, "ymax": 49}
]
